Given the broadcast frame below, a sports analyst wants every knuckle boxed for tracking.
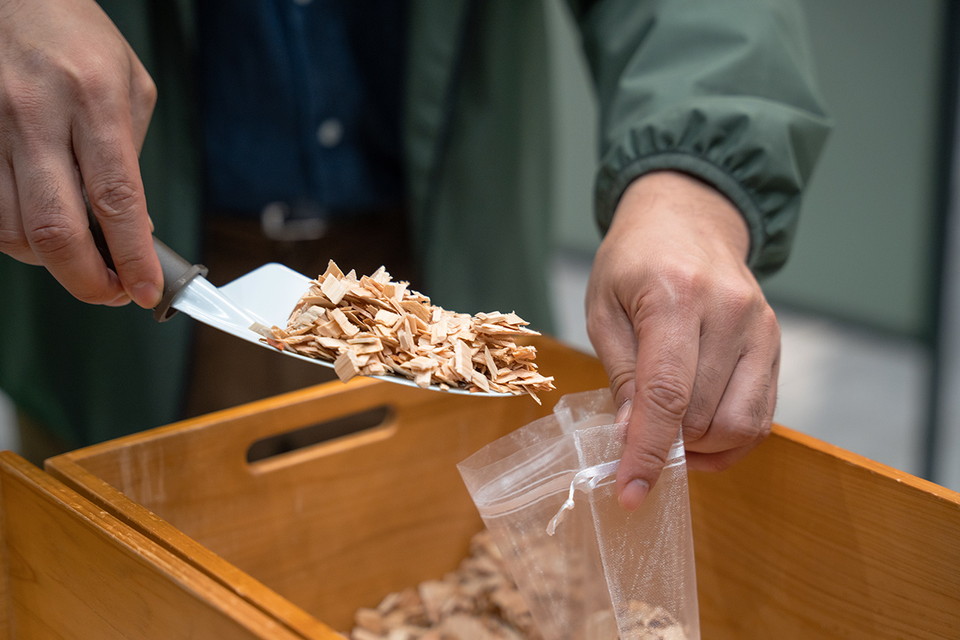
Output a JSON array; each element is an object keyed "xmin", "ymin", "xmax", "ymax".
[
  {"xmin": 681, "ymin": 414, "xmax": 710, "ymax": 444},
  {"xmin": 584, "ymin": 307, "xmax": 603, "ymax": 338},
  {"xmin": 729, "ymin": 400, "xmax": 772, "ymax": 444},
  {"xmin": 584, "ymin": 295, "xmax": 619, "ymax": 339},
  {"xmin": 655, "ymin": 266, "xmax": 706, "ymax": 308},
  {"xmin": 717, "ymin": 280, "xmax": 763, "ymax": 316},
  {"xmin": 753, "ymin": 419, "xmax": 772, "ymax": 445},
  {"xmin": 64, "ymin": 62, "xmax": 118, "ymax": 106},
  {"xmin": 759, "ymin": 305, "xmax": 781, "ymax": 337},
  {"xmin": 27, "ymin": 214, "xmax": 83, "ymax": 256},
  {"xmin": 643, "ymin": 372, "xmax": 692, "ymax": 421},
  {"xmin": 736, "ymin": 419, "xmax": 768, "ymax": 450},
  {"xmin": 624, "ymin": 447, "xmax": 669, "ymax": 478},
  {"xmin": 681, "ymin": 367, "xmax": 723, "ymax": 442},
  {"xmin": 748, "ymin": 381, "xmax": 774, "ymax": 426},
  {"xmin": 0, "ymin": 228, "xmax": 30, "ymax": 257},
  {"xmin": 132, "ymin": 69, "xmax": 158, "ymax": 111},
  {"xmin": 673, "ymin": 265, "xmax": 706, "ymax": 293},
  {"xmin": 110, "ymin": 246, "xmax": 152, "ymax": 274},
  {"xmin": 607, "ymin": 369, "xmax": 635, "ymax": 401},
  {"xmin": 66, "ymin": 49, "xmax": 149, "ymax": 111},
  {"xmin": 86, "ymin": 175, "xmax": 140, "ymax": 218}
]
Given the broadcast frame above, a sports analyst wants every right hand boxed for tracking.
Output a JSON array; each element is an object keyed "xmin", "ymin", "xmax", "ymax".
[
  {"xmin": 585, "ymin": 172, "xmax": 779, "ymax": 510},
  {"xmin": 0, "ymin": 0, "xmax": 161, "ymax": 308}
]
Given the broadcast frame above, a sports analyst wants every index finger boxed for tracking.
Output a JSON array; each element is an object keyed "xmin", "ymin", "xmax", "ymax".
[
  {"xmin": 616, "ymin": 311, "xmax": 700, "ymax": 511},
  {"xmin": 74, "ymin": 104, "xmax": 160, "ymax": 309},
  {"xmin": 14, "ymin": 150, "xmax": 129, "ymax": 305}
]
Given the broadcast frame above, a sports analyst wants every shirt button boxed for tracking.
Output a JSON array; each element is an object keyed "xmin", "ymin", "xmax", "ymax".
[{"xmin": 316, "ymin": 119, "xmax": 344, "ymax": 148}]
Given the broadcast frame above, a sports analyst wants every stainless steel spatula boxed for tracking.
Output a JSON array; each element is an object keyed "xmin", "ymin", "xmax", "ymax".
[{"xmin": 122, "ymin": 234, "xmax": 509, "ymax": 396}]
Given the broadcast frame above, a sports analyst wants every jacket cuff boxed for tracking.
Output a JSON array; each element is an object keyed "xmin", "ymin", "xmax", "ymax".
[
  {"xmin": 591, "ymin": 97, "xmax": 829, "ymax": 277},
  {"xmin": 595, "ymin": 151, "xmax": 767, "ymax": 270}
]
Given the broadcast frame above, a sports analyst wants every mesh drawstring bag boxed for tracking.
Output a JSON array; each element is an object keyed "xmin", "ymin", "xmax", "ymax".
[{"xmin": 458, "ymin": 389, "xmax": 699, "ymax": 640}]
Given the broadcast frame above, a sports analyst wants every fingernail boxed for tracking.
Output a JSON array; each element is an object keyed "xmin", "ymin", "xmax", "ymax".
[
  {"xmin": 615, "ymin": 399, "xmax": 633, "ymax": 425},
  {"xmin": 619, "ymin": 479, "xmax": 649, "ymax": 511},
  {"xmin": 131, "ymin": 281, "xmax": 162, "ymax": 309}
]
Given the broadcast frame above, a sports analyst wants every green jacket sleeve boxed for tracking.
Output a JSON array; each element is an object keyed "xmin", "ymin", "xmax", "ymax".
[{"xmin": 570, "ymin": 0, "xmax": 831, "ymax": 277}]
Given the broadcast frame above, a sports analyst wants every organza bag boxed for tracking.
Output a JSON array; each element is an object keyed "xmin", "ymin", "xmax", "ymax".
[{"xmin": 457, "ymin": 389, "xmax": 699, "ymax": 640}]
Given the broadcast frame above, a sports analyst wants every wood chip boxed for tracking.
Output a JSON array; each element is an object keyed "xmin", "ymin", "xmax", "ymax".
[
  {"xmin": 334, "ymin": 350, "xmax": 363, "ymax": 382},
  {"xmin": 321, "ymin": 274, "xmax": 351, "ymax": 305},
  {"xmin": 374, "ymin": 309, "xmax": 402, "ymax": 328},
  {"xmin": 345, "ymin": 529, "xmax": 690, "ymax": 640},
  {"xmin": 259, "ymin": 261, "xmax": 555, "ymax": 398},
  {"xmin": 330, "ymin": 308, "xmax": 360, "ymax": 337}
]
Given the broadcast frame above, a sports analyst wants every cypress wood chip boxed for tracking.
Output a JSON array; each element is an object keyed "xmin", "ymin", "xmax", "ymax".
[{"xmin": 259, "ymin": 261, "xmax": 555, "ymax": 399}]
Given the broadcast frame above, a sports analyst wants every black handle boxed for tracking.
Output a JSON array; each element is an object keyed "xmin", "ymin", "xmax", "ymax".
[
  {"xmin": 88, "ymin": 211, "xmax": 207, "ymax": 322},
  {"xmin": 151, "ymin": 236, "xmax": 208, "ymax": 322}
]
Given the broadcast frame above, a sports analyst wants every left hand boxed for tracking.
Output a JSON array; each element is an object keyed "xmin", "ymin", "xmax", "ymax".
[{"xmin": 586, "ymin": 171, "xmax": 780, "ymax": 510}]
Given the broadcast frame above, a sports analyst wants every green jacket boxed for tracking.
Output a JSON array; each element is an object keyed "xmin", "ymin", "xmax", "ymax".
[{"xmin": 0, "ymin": 0, "xmax": 829, "ymax": 446}]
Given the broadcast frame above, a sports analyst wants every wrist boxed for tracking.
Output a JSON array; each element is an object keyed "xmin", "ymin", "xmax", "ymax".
[{"xmin": 611, "ymin": 170, "xmax": 752, "ymax": 263}]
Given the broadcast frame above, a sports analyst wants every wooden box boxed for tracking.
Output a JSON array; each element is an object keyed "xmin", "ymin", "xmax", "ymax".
[
  {"xmin": 42, "ymin": 338, "xmax": 960, "ymax": 639},
  {"xmin": 0, "ymin": 451, "xmax": 315, "ymax": 639}
]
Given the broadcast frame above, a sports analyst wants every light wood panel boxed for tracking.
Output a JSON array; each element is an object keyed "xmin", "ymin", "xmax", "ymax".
[
  {"xmin": 691, "ymin": 428, "xmax": 960, "ymax": 639},
  {"xmin": 0, "ymin": 451, "xmax": 327, "ymax": 639}
]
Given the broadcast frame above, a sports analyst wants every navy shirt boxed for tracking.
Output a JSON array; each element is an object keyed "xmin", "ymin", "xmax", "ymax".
[{"xmin": 196, "ymin": 0, "xmax": 408, "ymax": 220}]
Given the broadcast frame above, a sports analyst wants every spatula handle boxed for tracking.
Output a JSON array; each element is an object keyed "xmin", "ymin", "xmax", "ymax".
[
  {"xmin": 87, "ymin": 208, "xmax": 207, "ymax": 322},
  {"xmin": 151, "ymin": 237, "xmax": 208, "ymax": 322}
]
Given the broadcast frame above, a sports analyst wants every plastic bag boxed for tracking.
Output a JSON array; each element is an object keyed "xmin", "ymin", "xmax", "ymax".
[{"xmin": 457, "ymin": 389, "xmax": 699, "ymax": 640}]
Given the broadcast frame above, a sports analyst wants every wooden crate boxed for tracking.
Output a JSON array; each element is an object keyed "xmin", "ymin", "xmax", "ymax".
[
  {"xmin": 0, "ymin": 450, "xmax": 319, "ymax": 639},
  {"xmin": 44, "ymin": 337, "xmax": 960, "ymax": 639}
]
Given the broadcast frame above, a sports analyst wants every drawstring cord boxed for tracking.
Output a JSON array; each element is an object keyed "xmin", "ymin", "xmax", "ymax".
[{"xmin": 546, "ymin": 460, "xmax": 619, "ymax": 536}]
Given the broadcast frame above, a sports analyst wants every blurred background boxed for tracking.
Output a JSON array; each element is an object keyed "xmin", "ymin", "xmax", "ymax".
[{"xmin": 2, "ymin": 0, "xmax": 958, "ymax": 492}]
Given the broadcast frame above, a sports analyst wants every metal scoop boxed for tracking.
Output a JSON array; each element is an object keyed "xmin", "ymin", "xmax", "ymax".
[{"xmin": 111, "ymin": 233, "xmax": 509, "ymax": 396}]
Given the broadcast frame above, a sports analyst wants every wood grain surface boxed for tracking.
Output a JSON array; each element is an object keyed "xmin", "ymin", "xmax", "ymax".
[{"xmin": 691, "ymin": 427, "xmax": 960, "ymax": 639}]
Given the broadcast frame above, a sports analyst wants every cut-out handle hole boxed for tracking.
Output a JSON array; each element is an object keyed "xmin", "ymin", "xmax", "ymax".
[{"xmin": 246, "ymin": 405, "xmax": 393, "ymax": 463}]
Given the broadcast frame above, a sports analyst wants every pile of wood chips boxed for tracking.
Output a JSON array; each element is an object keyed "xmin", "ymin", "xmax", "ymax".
[
  {"xmin": 347, "ymin": 530, "xmax": 689, "ymax": 640},
  {"xmin": 348, "ymin": 530, "xmax": 540, "ymax": 640},
  {"xmin": 256, "ymin": 261, "xmax": 555, "ymax": 401}
]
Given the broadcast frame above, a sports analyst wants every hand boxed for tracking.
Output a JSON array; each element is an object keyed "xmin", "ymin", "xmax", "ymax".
[
  {"xmin": 586, "ymin": 171, "xmax": 779, "ymax": 510},
  {"xmin": 0, "ymin": 0, "xmax": 160, "ymax": 307}
]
